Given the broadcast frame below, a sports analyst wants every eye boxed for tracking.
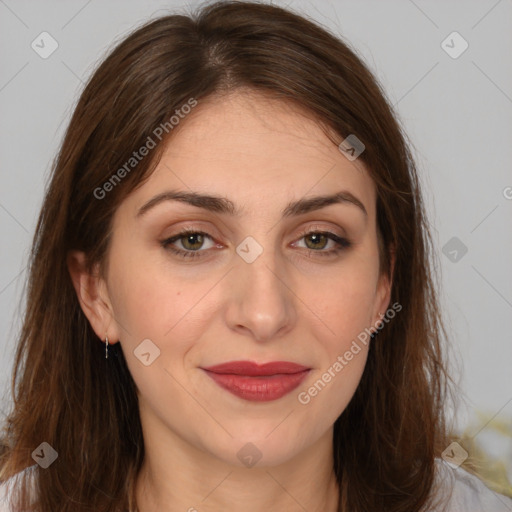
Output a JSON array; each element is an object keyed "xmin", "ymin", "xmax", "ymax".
[
  {"xmin": 160, "ymin": 229, "xmax": 216, "ymax": 259},
  {"xmin": 160, "ymin": 227, "xmax": 352, "ymax": 260},
  {"xmin": 292, "ymin": 228, "xmax": 352, "ymax": 258}
]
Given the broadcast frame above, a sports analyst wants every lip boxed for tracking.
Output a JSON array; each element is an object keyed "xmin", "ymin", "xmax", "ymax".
[
  {"xmin": 202, "ymin": 360, "xmax": 310, "ymax": 376},
  {"xmin": 201, "ymin": 361, "xmax": 311, "ymax": 402}
]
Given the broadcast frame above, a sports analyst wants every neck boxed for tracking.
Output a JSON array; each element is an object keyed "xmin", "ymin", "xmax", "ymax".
[{"xmin": 135, "ymin": 424, "xmax": 339, "ymax": 512}]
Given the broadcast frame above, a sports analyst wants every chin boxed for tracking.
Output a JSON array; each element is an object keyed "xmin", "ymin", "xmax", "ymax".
[{"xmin": 206, "ymin": 426, "xmax": 312, "ymax": 469}]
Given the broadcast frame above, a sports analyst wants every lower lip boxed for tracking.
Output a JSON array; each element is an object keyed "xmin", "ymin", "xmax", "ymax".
[{"xmin": 203, "ymin": 370, "xmax": 310, "ymax": 402}]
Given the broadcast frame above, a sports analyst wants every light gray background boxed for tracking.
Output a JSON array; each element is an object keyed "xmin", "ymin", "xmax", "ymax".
[{"xmin": 1, "ymin": 0, "xmax": 511, "ymax": 470}]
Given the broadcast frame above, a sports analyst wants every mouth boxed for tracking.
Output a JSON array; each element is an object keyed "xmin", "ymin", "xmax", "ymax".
[{"xmin": 201, "ymin": 360, "xmax": 311, "ymax": 402}]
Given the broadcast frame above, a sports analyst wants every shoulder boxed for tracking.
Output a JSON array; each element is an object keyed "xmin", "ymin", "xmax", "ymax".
[
  {"xmin": 431, "ymin": 458, "xmax": 512, "ymax": 512},
  {"xmin": 0, "ymin": 465, "xmax": 37, "ymax": 512}
]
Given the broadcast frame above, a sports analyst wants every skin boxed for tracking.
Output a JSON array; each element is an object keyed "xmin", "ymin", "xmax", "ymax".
[{"xmin": 68, "ymin": 89, "xmax": 393, "ymax": 512}]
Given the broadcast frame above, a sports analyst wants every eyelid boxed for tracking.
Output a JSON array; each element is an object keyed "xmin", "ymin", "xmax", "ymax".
[{"xmin": 295, "ymin": 223, "xmax": 346, "ymax": 239}]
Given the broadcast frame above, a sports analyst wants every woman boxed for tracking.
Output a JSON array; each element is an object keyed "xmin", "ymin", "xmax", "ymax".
[{"xmin": 0, "ymin": 1, "xmax": 510, "ymax": 511}]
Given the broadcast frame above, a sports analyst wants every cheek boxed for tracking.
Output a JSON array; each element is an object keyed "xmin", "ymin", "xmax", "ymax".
[
  {"xmin": 108, "ymin": 262, "xmax": 212, "ymax": 411},
  {"xmin": 306, "ymin": 262, "xmax": 379, "ymax": 348},
  {"xmin": 296, "ymin": 319, "xmax": 370, "ymax": 434},
  {"xmin": 302, "ymin": 255, "xmax": 379, "ymax": 419},
  {"xmin": 109, "ymin": 253, "xmax": 219, "ymax": 361},
  {"xmin": 311, "ymin": 347, "xmax": 369, "ymax": 428}
]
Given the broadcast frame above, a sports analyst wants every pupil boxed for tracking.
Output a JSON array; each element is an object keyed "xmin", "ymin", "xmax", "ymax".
[
  {"xmin": 307, "ymin": 233, "xmax": 326, "ymax": 249},
  {"xmin": 185, "ymin": 234, "xmax": 202, "ymax": 249}
]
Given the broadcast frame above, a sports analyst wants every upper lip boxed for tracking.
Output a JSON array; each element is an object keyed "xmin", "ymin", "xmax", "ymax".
[{"xmin": 201, "ymin": 360, "xmax": 310, "ymax": 376}]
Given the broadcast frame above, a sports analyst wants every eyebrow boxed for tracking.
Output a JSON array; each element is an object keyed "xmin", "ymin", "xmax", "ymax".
[{"xmin": 136, "ymin": 189, "xmax": 368, "ymax": 219}]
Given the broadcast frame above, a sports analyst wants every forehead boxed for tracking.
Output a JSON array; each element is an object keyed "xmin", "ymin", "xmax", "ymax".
[{"xmin": 123, "ymin": 90, "xmax": 376, "ymax": 221}]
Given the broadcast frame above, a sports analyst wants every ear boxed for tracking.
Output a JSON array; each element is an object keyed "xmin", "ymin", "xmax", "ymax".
[
  {"xmin": 67, "ymin": 250, "xmax": 120, "ymax": 344},
  {"xmin": 371, "ymin": 244, "xmax": 396, "ymax": 329}
]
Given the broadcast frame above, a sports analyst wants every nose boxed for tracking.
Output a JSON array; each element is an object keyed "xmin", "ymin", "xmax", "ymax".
[{"xmin": 224, "ymin": 238, "xmax": 297, "ymax": 343}]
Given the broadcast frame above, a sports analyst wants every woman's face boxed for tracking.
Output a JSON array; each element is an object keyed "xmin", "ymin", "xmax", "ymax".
[{"xmin": 77, "ymin": 90, "xmax": 392, "ymax": 468}]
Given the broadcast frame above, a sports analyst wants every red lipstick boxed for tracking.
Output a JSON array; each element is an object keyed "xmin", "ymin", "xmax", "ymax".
[{"xmin": 201, "ymin": 361, "xmax": 310, "ymax": 402}]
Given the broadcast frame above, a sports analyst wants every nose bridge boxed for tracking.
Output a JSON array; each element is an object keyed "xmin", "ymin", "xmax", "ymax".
[
  {"xmin": 227, "ymin": 233, "xmax": 295, "ymax": 340},
  {"xmin": 235, "ymin": 234, "xmax": 286, "ymax": 299}
]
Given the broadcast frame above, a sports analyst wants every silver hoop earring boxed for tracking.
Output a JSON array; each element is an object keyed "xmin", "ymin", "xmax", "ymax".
[{"xmin": 105, "ymin": 334, "xmax": 109, "ymax": 359}]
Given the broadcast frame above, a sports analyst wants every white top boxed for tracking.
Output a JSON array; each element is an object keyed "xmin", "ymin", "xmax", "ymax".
[
  {"xmin": 432, "ymin": 459, "xmax": 512, "ymax": 511},
  {"xmin": 0, "ymin": 460, "xmax": 511, "ymax": 511}
]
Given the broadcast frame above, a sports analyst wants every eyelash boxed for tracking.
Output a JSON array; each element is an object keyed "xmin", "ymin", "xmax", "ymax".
[{"xmin": 160, "ymin": 227, "xmax": 352, "ymax": 260}]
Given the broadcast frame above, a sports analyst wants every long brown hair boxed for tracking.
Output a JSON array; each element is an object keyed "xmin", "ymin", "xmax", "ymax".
[{"xmin": 0, "ymin": 1, "xmax": 452, "ymax": 510}]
